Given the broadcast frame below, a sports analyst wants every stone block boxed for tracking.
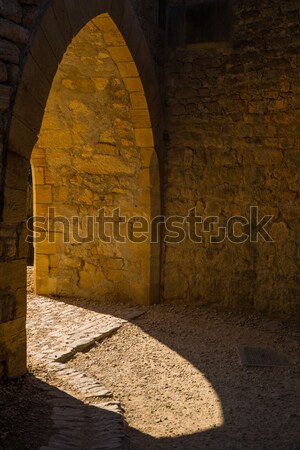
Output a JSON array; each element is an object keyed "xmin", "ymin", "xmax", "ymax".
[
  {"xmin": 8, "ymin": 116, "xmax": 37, "ymax": 159},
  {"xmin": 35, "ymin": 254, "xmax": 49, "ymax": 273},
  {"xmin": 123, "ymin": 76, "xmax": 143, "ymax": 92},
  {"xmin": 2, "ymin": 188, "xmax": 27, "ymax": 223},
  {"xmin": 15, "ymin": 287, "xmax": 26, "ymax": 319},
  {"xmin": 0, "ymin": 37, "xmax": 20, "ymax": 63},
  {"xmin": 74, "ymin": 154, "xmax": 135, "ymax": 175},
  {"xmin": 106, "ymin": 269, "xmax": 125, "ymax": 282},
  {"xmin": 139, "ymin": 168, "xmax": 151, "ymax": 187},
  {"xmin": 35, "ymin": 185, "xmax": 53, "ymax": 204},
  {"xmin": 35, "ymin": 277, "xmax": 56, "ymax": 296},
  {"xmin": 108, "ymin": 46, "xmax": 132, "ymax": 62},
  {"xmin": 106, "ymin": 258, "xmax": 124, "ymax": 270},
  {"xmin": 63, "ymin": 0, "xmax": 85, "ymax": 34},
  {"xmin": 40, "ymin": 6, "xmax": 66, "ymax": 62},
  {"xmin": 21, "ymin": 53, "xmax": 51, "ymax": 106},
  {"xmin": 38, "ymin": 129, "xmax": 73, "ymax": 149},
  {"xmin": 0, "ymin": 259, "xmax": 26, "ymax": 291},
  {"xmin": 141, "ymin": 148, "xmax": 154, "ymax": 168},
  {"xmin": 117, "ymin": 61, "xmax": 139, "ymax": 78},
  {"xmin": 0, "ymin": 0, "xmax": 22, "ymax": 24},
  {"xmin": 0, "ymin": 318, "xmax": 26, "ymax": 378},
  {"xmin": 29, "ymin": 26, "xmax": 59, "ymax": 83},
  {"xmin": 0, "ymin": 18, "xmax": 29, "ymax": 44},
  {"xmin": 22, "ymin": 5, "xmax": 39, "ymax": 28},
  {"xmin": 0, "ymin": 84, "xmax": 12, "ymax": 110},
  {"xmin": 13, "ymin": 83, "xmax": 44, "ymax": 133},
  {"xmin": 92, "ymin": 77, "xmax": 109, "ymax": 90},
  {"xmin": 134, "ymin": 128, "xmax": 154, "ymax": 147},
  {"xmin": 0, "ymin": 60, "xmax": 7, "ymax": 81},
  {"xmin": 4, "ymin": 151, "xmax": 28, "ymax": 191},
  {"xmin": 35, "ymin": 241, "xmax": 57, "ymax": 256},
  {"xmin": 92, "ymin": 13, "xmax": 116, "ymax": 32},
  {"xmin": 33, "ymin": 166, "xmax": 44, "ymax": 184},
  {"xmin": 131, "ymin": 109, "xmax": 151, "ymax": 128},
  {"xmin": 79, "ymin": 271, "xmax": 105, "ymax": 291},
  {"xmin": 130, "ymin": 92, "xmax": 148, "ymax": 109}
]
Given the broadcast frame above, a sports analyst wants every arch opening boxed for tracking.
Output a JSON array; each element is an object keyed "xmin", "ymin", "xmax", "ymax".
[
  {"xmin": 29, "ymin": 13, "xmax": 160, "ymax": 305},
  {"xmin": 0, "ymin": 0, "xmax": 164, "ymax": 378}
]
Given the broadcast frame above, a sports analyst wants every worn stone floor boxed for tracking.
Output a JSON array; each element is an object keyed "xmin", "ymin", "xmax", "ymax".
[
  {"xmin": 69, "ymin": 306, "xmax": 300, "ymax": 450},
  {"xmin": 27, "ymin": 267, "xmax": 146, "ymax": 450},
  {"xmin": 13, "ymin": 268, "xmax": 299, "ymax": 449}
]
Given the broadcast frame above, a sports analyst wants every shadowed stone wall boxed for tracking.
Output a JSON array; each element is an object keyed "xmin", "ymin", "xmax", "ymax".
[{"xmin": 164, "ymin": 0, "xmax": 300, "ymax": 317}]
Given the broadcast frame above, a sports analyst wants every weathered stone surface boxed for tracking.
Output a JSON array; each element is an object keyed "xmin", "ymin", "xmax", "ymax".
[
  {"xmin": 18, "ymin": 0, "xmax": 45, "ymax": 5},
  {"xmin": 0, "ymin": 317, "xmax": 26, "ymax": 377},
  {"xmin": 6, "ymin": 63, "xmax": 19, "ymax": 84},
  {"xmin": 0, "ymin": 0, "xmax": 299, "ymax": 384},
  {"xmin": 30, "ymin": 15, "xmax": 154, "ymax": 307},
  {"xmin": 163, "ymin": 0, "xmax": 300, "ymax": 318},
  {"xmin": 0, "ymin": 0, "xmax": 22, "ymax": 24},
  {"xmin": 0, "ymin": 17, "xmax": 30, "ymax": 44},
  {"xmin": 8, "ymin": 115, "xmax": 38, "ymax": 157},
  {"xmin": 0, "ymin": 84, "xmax": 11, "ymax": 110},
  {"xmin": 21, "ymin": 5, "xmax": 39, "ymax": 28},
  {"xmin": 0, "ymin": 38, "xmax": 20, "ymax": 63},
  {"xmin": 0, "ymin": 59, "xmax": 7, "ymax": 81},
  {"xmin": 2, "ymin": 187, "xmax": 27, "ymax": 222}
]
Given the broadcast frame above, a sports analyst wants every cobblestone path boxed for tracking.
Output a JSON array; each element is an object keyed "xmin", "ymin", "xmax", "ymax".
[{"xmin": 27, "ymin": 269, "xmax": 146, "ymax": 450}]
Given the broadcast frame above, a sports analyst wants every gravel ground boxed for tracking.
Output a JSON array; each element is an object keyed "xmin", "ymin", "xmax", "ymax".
[
  {"xmin": 1, "ymin": 268, "xmax": 299, "ymax": 450},
  {"xmin": 69, "ymin": 305, "xmax": 300, "ymax": 450}
]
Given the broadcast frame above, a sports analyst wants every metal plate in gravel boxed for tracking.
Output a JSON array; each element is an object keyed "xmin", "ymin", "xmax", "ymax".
[{"xmin": 238, "ymin": 346, "xmax": 289, "ymax": 367}]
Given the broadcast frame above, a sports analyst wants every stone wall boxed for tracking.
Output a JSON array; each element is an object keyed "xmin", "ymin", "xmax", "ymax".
[
  {"xmin": 0, "ymin": 0, "xmax": 299, "ymax": 379},
  {"xmin": 0, "ymin": 0, "xmax": 162, "ymax": 378},
  {"xmin": 164, "ymin": 0, "xmax": 300, "ymax": 317},
  {"xmin": 0, "ymin": 0, "xmax": 163, "ymax": 198},
  {"xmin": 31, "ymin": 14, "xmax": 156, "ymax": 304},
  {"xmin": 0, "ymin": 0, "xmax": 46, "ymax": 378}
]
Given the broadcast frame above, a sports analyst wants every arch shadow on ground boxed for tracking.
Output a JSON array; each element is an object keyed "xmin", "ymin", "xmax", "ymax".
[{"xmin": 47, "ymin": 296, "xmax": 300, "ymax": 450}]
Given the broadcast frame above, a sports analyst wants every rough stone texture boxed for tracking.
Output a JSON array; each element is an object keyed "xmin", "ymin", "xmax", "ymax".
[
  {"xmin": 31, "ymin": 15, "xmax": 156, "ymax": 305},
  {"xmin": 0, "ymin": 0, "xmax": 162, "ymax": 379},
  {"xmin": 0, "ymin": 17, "xmax": 30, "ymax": 44},
  {"xmin": 0, "ymin": 0, "xmax": 23, "ymax": 24},
  {"xmin": 164, "ymin": 0, "xmax": 300, "ymax": 318},
  {"xmin": 25, "ymin": 293, "xmax": 146, "ymax": 449},
  {"xmin": 25, "ymin": 274, "xmax": 151, "ymax": 449},
  {"xmin": 40, "ymin": 394, "xmax": 124, "ymax": 450},
  {"xmin": 0, "ymin": 38, "xmax": 20, "ymax": 64},
  {"xmin": 0, "ymin": 0, "xmax": 299, "ymax": 380}
]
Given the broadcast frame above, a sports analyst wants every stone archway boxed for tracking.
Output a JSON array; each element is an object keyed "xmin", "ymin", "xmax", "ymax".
[
  {"xmin": 0, "ymin": 0, "xmax": 163, "ymax": 378},
  {"xmin": 31, "ymin": 13, "xmax": 159, "ymax": 305}
]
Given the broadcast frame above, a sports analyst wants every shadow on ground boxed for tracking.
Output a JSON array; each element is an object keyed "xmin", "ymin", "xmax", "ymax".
[
  {"xmin": 57, "ymin": 297, "xmax": 300, "ymax": 450},
  {"xmin": 0, "ymin": 376, "xmax": 52, "ymax": 450},
  {"xmin": 0, "ymin": 375, "xmax": 124, "ymax": 450},
  {"xmin": 22, "ymin": 289, "xmax": 300, "ymax": 450}
]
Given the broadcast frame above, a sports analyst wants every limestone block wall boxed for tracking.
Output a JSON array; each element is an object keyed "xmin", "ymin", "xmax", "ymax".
[
  {"xmin": 0, "ymin": 0, "xmax": 163, "ymax": 378},
  {"xmin": 31, "ymin": 15, "xmax": 157, "ymax": 304},
  {"xmin": 0, "ymin": 0, "xmax": 299, "ymax": 379},
  {"xmin": 163, "ymin": 0, "xmax": 300, "ymax": 317}
]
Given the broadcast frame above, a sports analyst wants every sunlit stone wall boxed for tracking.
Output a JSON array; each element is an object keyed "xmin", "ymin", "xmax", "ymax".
[
  {"xmin": 31, "ymin": 16, "xmax": 155, "ymax": 304},
  {"xmin": 0, "ymin": 0, "xmax": 161, "ymax": 378}
]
